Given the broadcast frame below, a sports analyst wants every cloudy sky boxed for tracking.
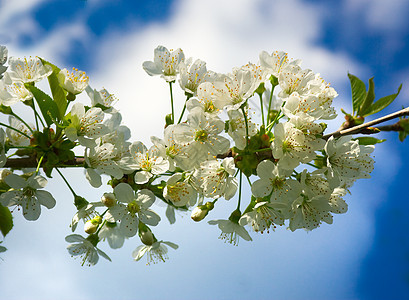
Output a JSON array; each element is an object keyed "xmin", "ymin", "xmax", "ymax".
[{"xmin": 0, "ymin": 0, "xmax": 409, "ymax": 299}]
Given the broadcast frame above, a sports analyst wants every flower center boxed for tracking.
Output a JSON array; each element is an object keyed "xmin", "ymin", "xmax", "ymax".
[
  {"xmin": 127, "ymin": 200, "xmax": 140, "ymax": 214},
  {"xmin": 195, "ymin": 130, "xmax": 208, "ymax": 142}
]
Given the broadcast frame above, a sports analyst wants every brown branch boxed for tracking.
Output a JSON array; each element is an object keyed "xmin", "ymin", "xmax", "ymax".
[
  {"xmin": 4, "ymin": 157, "xmax": 86, "ymax": 169},
  {"xmin": 323, "ymin": 107, "xmax": 409, "ymax": 139}
]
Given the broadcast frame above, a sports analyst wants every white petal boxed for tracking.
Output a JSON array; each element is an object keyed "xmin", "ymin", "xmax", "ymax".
[
  {"xmin": 85, "ymin": 168, "xmax": 102, "ymax": 188},
  {"xmin": 4, "ymin": 174, "xmax": 27, "ymax": 189},
  {"xmin": 35, "ymin": 190, "xmax": 56, "ymax": 209},
  {"xmin": 114, "ymin": 183, "xmax": 135, "ymax": 203},
  {"xmin": 22, "ymin": 198, "xmax": 41, "ymax": 221},
  {"xmin": 65, "ymin": 234, "xmax": 86, "ymax": 243}
]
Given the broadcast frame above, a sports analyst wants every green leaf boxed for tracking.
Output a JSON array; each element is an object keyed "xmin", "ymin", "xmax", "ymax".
[
  {"xmin": 348, "ymin": 73, "xmax": 367, "ymax": 114},
  {"xmin": 0, "ymin": 204, "xmax": 13, "ymax": 237},
  {"xmin": 354, "ymin": 136, "xmax": 386, "ymax": 145},
  {"xmin": 363, "ymin": 84, "xmax": 402, "ymax": 117},
  {"xmin": 40, "ymin": 58, "xmax": 68, "ymax": 120},
  {"xmin": 359, "ymin": 77, "xmax": 375, "ymax": 116},
  {"xmin": 27, "ymin": 85, "xmax": 60, "ymax": 127}
]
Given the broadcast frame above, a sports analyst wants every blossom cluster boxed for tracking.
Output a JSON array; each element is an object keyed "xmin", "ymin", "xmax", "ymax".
[{"xmin": 0, "ymin": 44, "xmax": 376, "ymax": 266}]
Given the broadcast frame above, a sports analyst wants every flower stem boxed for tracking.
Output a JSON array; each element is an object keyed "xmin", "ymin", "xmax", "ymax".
[
  {"xmin": 258, "ymin": 93, "xmax": 265, "ymax": 128},
  {"xmin": 0, "ymin": 122, "xmax": 31, "ymax": 139},
  {"xmin": 169, "ymin": 82, "xmax": 175, "ymax": 124},
  {"xmin": 241, "ymin": 105, "xmax": 249, "ymax": 147},
  {"xmin": 10, "ymin": 112, "xmax": 34, "ymax": 134},
  {"xmin": 236, "ymin": 171, "xmax": 242, "ymax": 210},
  {"xmin": 177, "ymin": 94, "xmax": 192, "ymax": 124},
  {"xmin": 35, "ymin": 155, "xmax": 45, "ymax": 174}
]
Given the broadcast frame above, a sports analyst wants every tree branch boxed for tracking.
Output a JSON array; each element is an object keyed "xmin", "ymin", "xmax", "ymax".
[
  {"xmin": 323, "ymin": 107, "xmax": 409, "ymax": 139},
  {"xmin": 4, "ymin": 157, "xmax": 86, "ymax": 169}
]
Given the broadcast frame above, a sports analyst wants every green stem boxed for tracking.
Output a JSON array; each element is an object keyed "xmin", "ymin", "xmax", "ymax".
[
  {"xmin": 266, "ymin": 85, "xmax": 275, "ymax": 124},
  {"xmin": 31, "ymin": 102, "xmax": 39, "ymax": 131},
  {"xmin": 35, "ymin": 155, "xmax": 45, "ymax": 174},
  {"xmin": 33, "ymin": 106, "xmax": 46, "ymax": 128},
  {"xmin": 241, "ymin": 105, "xmax": 249, "ymax": 148},
  {"xmin": 177, "ymin": 94, "xmax": 192, "ymax": 124},
  {"xmin": 237, "ymin": 171, "xmax": 242, "ymax": 210},
  {"xmin": 10, "ymin": 112, "xmax": 34, "ymax": 134},
  {"xmin": 169, "ymin": 82, "xmax": 175, "ymax": 124},
  {"xmin": 258, "ymin": 93, "xmax": 265, "ymax": 128},
  {"xmin": 0, "ymin": 122, "xmax": 31, "ymax": 139},
  {"xmin": 56, "ymin": 168, "xmax": 77, "ymax": 197}
]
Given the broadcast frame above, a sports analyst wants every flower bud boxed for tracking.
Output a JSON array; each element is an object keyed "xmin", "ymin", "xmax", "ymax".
[
  {"xmin": 138, "ymin": 223, "xmax": 155, "ymax": 246},
  {"xmin": 84, "ymin": 220, "xmax": 98, "ymax": 234},
  {"xmin": 191, "ymin": 201, "xmax": 214, "ymax": 222},
  {"xmin": 101, "ymin": 193, "xmax": 116, "ymax": 207},
  {"xmin": 0, "ymin": 169, "xmax": 12, "ymax": 182},
  {"xmin": 191, "ymin": 206, "xmax": 207, "ymax": 222},
  {"xmin": 165, "ymin": 114, "xmax": 174, "ymax": 127}
]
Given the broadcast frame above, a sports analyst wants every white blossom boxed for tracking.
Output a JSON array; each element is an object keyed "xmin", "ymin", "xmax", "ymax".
[
  {"xmin": 7, "ymin": 56, "xmax": 52, "ymax": 83},
  {"xmin": 142, "ymin": 46, "xmax": 184, "ymax": 82},
  {"xmin": 132, "ymin": 240, "xmax": 178, "ymax": 265},
  {"xmin": 66, "ymin": 234, "xmax": 111, "ymax": 266},
  {"xmin": 58, "ymin": 67, "xmax": 89, "ymax": 95},
  {"xmin": 0, "ymin": 174, "xmax": 56, "ymax": 221}
]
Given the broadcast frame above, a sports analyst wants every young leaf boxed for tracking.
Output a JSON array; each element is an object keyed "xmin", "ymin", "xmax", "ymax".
[
  {"xmin": 0, "ymin": 204, "xmax": 13, "ymax": 237},
  {"xmin": 27, "ymin": 85, "xmax": 60, "ymax": 127},
  {"xmin": 354, "ymin": 136, "xmax": 386, "ymax": 145},
  {"xmin": 363, "ymin": 84, "xmax": 402, "ymax": 117},
  {"xmin": 348, "ymin": 73, "xmax": 367, "ymax": 114},
  {"xmin": 48, "ymin": 71, "xmax": 67, "ymax": 120},
  {"xmin": 40, "ymin": 58, "xmax": 68, "ymax": 120},
  {"xmin": 359, "ymin": 77, "xmax": 375, "ymax": 116}
]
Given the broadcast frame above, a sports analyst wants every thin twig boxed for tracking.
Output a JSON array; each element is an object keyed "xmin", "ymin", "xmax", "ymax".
[{"xmin": 323, "ymin": 107, "xmax": 409, "ymax": 139}]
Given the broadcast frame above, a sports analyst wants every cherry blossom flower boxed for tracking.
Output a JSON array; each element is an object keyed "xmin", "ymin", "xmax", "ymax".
[
  {"xmin": 208, "ymin": 218, "xmax": 252, "ymax": 246},
  {"xmin": 132, "ymin": 240, "xmax": 178, "ymax": 265},
  {"xmin": 259, "ymin": 50, "xmax": 290, "ymax": 77},
  {"xmin": 178, "ymin": 58, "xmax": 208, "ymax": 95},
  {"xmin": 66, "ymin": 234, "xmax": 111, "ymax": 266},
  {"xmin": 163, "ymin": 173, "xmax": 197, "ymax": 207},
  {"xmin": 106, "ymin": 183, "xmax": 160, "ymax": 237},
  {"xmin": 7, "ymin": 56, "xmax": 52, "ymax": 83},
  {"xmin": 0, "ymin": 75, "xmax": 33, "ymax": 106},
  {"xmin": 142, "ymin": 46, "xmax": 185, "ymax": 82},
  {"xmin": 324, "ymin": 135, "xmax": 375, "ymax": 185},
  {"xmin": 58, "ymin": 67, "xmax": 89, "ymax": 95},
  {"xmin": 0, "ymin": 174, "xmax": 56, "ymax": 221},
  {"xmin": 65, "ymin": 103, "xmax": 108, "ymax": 147},
  {"xmin": 195, "ymin": 157, "xmax": 238, "ymax": 200},
  {"xmin": 6, "ymin": 116, "xmax": 33, "ymax": 146}
]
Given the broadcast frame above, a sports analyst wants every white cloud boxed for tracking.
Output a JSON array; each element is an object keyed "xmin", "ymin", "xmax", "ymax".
[
  {"xmin": 89, "ymin": 0, "xmax": 364, "ymax": 143},
  {"xmin": 345, "ymin": 0, "xmax": 409, "ymax": 33}
]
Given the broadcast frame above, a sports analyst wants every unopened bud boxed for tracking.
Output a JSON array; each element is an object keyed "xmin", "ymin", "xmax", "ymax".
[
  {"xmin": 191, "ymin": 201, "xmax": 214, "ymax": 222},
  {"xmin": 101, "ymin": 193, "xmax": 116, "ymax": 207},
  {"xmin": 0, "ymin": 169, "xmax": 12, "ymax": 182},
  {"xmin": 84, "ymin": 220, "xmax": 98, "ymax": 234},
  {"xmin": 165, "ymin": 114, "xmax": 174, "ymax": 127},
  {"xmin": 138, "ymin": 223, "xmax": 155, "ymax": 246}
]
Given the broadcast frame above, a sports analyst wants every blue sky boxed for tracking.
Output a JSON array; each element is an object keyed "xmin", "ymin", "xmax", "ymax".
[{"xmin": 0, "ymin": 0, "xmax": 409, "ymax": 299}]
